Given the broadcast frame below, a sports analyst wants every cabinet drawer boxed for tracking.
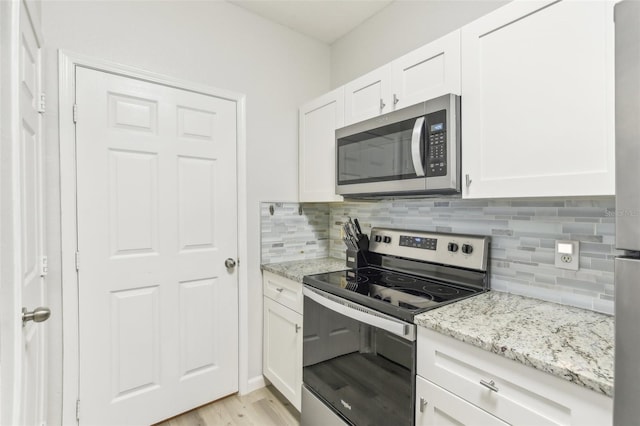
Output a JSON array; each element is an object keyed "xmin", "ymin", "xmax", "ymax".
[
  {"xmin": 263, "ymin": 271, "xmax": 303, "ymax": 313},
  {"xmin": 415, "ymin": 375, "xmax": 507, "ymax": 426},
  {"xmin": 417, "ymin": 327, "xmax": 612, "ymax": 425}
]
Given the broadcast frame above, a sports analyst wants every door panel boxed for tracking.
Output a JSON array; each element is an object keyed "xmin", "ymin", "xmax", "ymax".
[
  {"xmin": 179, "ymin": 278, "xmax": 219, "ymax": 378},
  {"xmin": 110, "ymin": 286, "xmax": 161, "ymax": 400},
  {"xmin": 76, "ymin": 66, "xmax": 238, "ymax": 425},
  {"xmin": 18, "ymin": 1, "xmax": 47, "ymax": 424}
]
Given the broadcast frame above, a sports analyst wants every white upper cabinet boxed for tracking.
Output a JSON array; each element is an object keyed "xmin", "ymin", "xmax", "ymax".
[
  {"xmin": 344, "ymin": 30, "xmax": 461, "ymax": 126},
  {"xmin": 298, "ymin": 87, "xmax": 344, "ymax": 202},
  {"xmin": 392, "ymin": 30, "xmax": 461, "ymax": 110},
  {"xmin": 344, "ymin": 65, "xmax": 393, "ymax": 126},
  {"xmin": 461, "ymin": 0, "xmax": 615, "ymax": 199}
]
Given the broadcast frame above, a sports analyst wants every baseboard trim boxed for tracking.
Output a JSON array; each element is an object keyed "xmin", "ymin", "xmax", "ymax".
[{"xmin": 242, "ymin": 375, "xmax": 267, "ymax": 395}]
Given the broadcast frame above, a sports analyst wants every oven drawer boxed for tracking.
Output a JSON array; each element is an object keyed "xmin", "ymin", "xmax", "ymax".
[
  {"xmin": 263, "ymin": 271, "xmax": 303, "ymax": 313},
  {"xmin": 417, "ymin": 327, "xmax": 612, "ymax": 426}
]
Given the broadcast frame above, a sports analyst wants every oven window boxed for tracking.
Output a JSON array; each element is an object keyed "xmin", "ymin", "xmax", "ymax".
[
  {"xmin": 337, "ymin": 117, "xmax": 424, "ymax": 185},
  {"xmin": 303, "ymin": 295, "xmax": 415, "ymax": 426}
]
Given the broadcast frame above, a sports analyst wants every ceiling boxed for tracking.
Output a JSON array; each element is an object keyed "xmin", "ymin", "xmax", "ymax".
[{"xmin": 228, "ymin": 0, "xmax": 395, "ymax": 44}]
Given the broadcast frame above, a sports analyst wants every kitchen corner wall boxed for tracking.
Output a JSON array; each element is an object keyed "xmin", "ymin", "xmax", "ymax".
[{"xmin": 261, "ymin": 197, "xmax": 617, "ymax": 315}]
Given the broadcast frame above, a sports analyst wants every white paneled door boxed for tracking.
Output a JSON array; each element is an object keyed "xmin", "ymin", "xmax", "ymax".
[
  {"xmin": 75, "ymin": 67, "xmax": 238, "ymax": 425},
  {"xmin": 3, "ymin": 1, "xmax": 49, "ymax": 424}
]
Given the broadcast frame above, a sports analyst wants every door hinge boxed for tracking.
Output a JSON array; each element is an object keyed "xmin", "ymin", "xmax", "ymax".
[
  {"xmin": 73, "ymin": 103, "xmax": 78, "ymax": 123},
  {"xmin": 40, "ymin": 256, "xmax": 48, "ymax": 277},
  {"xmin": 76, "ymin": 399, "xmax": 80, "ymax": 421},
  {"xmin": 75, "ymin": 251, "xmax": 80, "ymax": 271},
  {"xmin": 38, "ymin": 93, "xmax": 46, "ymax": 114}
]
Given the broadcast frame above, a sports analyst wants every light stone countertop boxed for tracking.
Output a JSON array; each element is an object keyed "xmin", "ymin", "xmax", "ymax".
[
  {"xmin": 415, "ymin": 291, "xmax": 614, "ymax": 397},
  {"xmin": 261, "ymin": 257, "xmax": 348, "ymax": 283}
]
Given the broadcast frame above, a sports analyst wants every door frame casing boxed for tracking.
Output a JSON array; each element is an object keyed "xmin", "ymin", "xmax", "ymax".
[{"xmin": 58, "ymin": 51, "xmax": 249, "ymax": 424}]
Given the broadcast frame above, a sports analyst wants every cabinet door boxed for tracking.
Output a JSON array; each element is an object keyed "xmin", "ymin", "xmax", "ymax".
[
  {"xmin": 299, "ymin": 88, "xmax": 344, "ymax": 202},
  {"xmin": 392, "ymin": 30, "xmax": 461, "ymax": 110},
  {"xmin": 461, "ymin": 0, "xmax": 614, "ymax": 198},
  {"xmin": 344, "ymin": 64, "xmax": 392, "ymax": 126},
  {"xmin": 416, "ymin": 375, "xmax": 508, "ymax": 426},
  {"xmin": 263, "ymin": 297, "xmax": 302, "ymax": 411}
]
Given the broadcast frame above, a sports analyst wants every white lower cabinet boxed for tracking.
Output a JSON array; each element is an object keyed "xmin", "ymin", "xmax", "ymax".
[
  {"xmin": 262, "ymin": 272, "xmax": 303, "ymax": 411},
  {"xmin": 416, "ymin": 327, "xmax": 613, "ymax": 426}
]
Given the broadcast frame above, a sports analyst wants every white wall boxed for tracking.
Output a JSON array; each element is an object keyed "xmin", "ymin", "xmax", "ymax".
[
  {"xmin": 330, "ymin": 0, "xmax": 509, "ymax": 88},
  {"xmin": 41, "ymin": 1, "xmax": 329, "ymax": 423}
]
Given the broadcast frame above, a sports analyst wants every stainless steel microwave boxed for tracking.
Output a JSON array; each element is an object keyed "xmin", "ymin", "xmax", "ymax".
[{"xmin": 336, "ymin": 94, "xmax": 460, "ymax": 197}]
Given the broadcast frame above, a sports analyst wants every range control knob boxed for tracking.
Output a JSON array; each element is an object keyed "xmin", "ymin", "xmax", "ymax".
[
  {"xmin": 447, "ymin": 242, "xmax": 459, "ymax": 253},
  {"xmin": 461, "ymin": 244, "xmax": 473, "ymax": 255},
  {"xmin": 374, "ymin": 235, "xmax": 382, "ymax": 242},
  {"xmin": 383, "ymin": 236, "xmax": 392, "ymax": 244}
]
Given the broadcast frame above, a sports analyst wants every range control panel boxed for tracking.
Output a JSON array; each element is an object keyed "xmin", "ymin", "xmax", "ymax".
[{"xmin": 369, "ymin": 227, "xmax": 490, "ymax": 271}]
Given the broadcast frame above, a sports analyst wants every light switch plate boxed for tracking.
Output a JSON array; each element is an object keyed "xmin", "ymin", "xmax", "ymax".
[{"xmin": 555, "ymin": 240, "xmax": 579, "ymax": 271}]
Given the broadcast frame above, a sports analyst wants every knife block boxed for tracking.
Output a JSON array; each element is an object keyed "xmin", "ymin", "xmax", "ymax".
[{"xmin": 346, "ymin": 248, "xmax": 368, "ymax": 269}]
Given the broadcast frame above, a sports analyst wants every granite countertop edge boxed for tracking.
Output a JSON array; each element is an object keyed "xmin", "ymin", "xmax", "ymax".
[
  {"xmin": 414, "ymin": 292, "xmax": 614, "ymax": 397},
  {"xmin": 261, "ymin": 259, "xmax": 614, "ymax": 398}
]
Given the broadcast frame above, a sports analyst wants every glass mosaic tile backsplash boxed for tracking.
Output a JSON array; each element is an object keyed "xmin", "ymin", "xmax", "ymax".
[
  {"xmin": 260, "ymin": 202, "xmax": 330, "ymax": 264},
  {"xmin": 261, "ymin": 197, "xmax": 617, "ymax": 314}
]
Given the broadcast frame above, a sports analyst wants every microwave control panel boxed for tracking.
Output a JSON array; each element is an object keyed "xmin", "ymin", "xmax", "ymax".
[{"xmin": 426, "ymin": 109, "xmax": 447, "ymax": 177}]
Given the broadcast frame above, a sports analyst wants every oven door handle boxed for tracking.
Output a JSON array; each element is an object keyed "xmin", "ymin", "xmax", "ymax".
[
  {"xmin": 303, "ymin": 287, "xmax": 416, "ymax": 341},
  {"xmin": 411, "ymin": 117, "xmax": 426, "ymax": 177}
]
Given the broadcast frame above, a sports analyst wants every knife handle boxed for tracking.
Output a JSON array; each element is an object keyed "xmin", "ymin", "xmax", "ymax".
[{"xmin": 354, "ymin": 218, "xmax": 363, "ymax": 235}]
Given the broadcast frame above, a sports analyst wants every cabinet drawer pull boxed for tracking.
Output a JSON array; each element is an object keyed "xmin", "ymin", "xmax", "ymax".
[
  {"xmin": 275, "ymin": 287, "xmax": 284, "ymax": 293},
  {"xmin": 419, "ymin": 397, "xmax": 428, "ymax": 412},
  {"xmin": 380, "ymin": 98, "xmax": 386, "ymax": 111},
  {"xmin": 393, "ymin": 94, "xmax": 399, "ymax": 105},
  {"xmin": 295, "ymin": 324, "xmax": 301, "ymax": 333},
  {"xmin": 480, "ymin": 379, "xmax": 499, "ymax": 392}
]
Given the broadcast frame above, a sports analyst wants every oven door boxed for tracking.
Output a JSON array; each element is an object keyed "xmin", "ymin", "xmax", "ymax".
[{"xmin": 302, "ymin": 287, "xmax": 416, "ymax": 426}]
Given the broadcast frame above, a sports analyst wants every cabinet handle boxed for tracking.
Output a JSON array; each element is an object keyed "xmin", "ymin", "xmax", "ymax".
[
  {"xmin": 480, "ymin": 379, "xmax": 499, "ymax": 392},
  {"xmin": 295, "ymin": 324, "xmax": 301, "ymax": 333},
  {"xmin": 380, "ymin": 98, "xmax": 386, "ymax": 111},
  {"xmin": 419, "ymin": 397, "xmax": 428, "ymax": 412},
  {"xmin": 275, "ymin": 287, "xmax": 284, "ymax": 293},
  {"xmin": 465, "ymin": 174, "xmax": 472, "ymax": 188},
  {"xmin": 393, "ymin": 94, "xmax": 399, "ymax": 106}
]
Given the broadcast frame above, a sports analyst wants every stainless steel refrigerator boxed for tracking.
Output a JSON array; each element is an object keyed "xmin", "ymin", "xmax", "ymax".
[{"xmin": 615, "ymin": 2, "xmax": 640, "ymax": 424}]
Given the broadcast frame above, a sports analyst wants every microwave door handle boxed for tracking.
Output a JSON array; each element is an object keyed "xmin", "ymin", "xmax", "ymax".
[{"xmin": 411, "ymin": 117, "xmax": 426, "ymax": 177}]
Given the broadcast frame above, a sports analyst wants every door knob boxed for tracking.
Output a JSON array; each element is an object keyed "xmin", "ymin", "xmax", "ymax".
[
  {"xmin": 225, "ymin": 258, "xmax": 237, "ymax": 269},
  {"xmin": 22, "ymin": 307, "xmax": 51, "ymax": 326}
]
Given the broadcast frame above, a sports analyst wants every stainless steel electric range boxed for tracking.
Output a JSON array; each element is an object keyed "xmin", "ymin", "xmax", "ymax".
[{"xmin": 301, "ymin": 227, "xmax": 490, "ymax": 426}]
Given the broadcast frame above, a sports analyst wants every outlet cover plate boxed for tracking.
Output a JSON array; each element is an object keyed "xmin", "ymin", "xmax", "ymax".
[{"xmin": 555, "ymin": 240, "xmax": 579, "ymax": 271}]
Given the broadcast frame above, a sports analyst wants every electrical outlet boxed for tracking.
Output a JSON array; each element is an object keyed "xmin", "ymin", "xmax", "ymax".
[{"xmin": 555, "ymin": 240, "xmax": 579, "ymax": 271}]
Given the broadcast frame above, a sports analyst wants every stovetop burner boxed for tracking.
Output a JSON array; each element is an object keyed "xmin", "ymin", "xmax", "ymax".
[
  {"xmin": 382, "ymin": 273, "xmax": 418, "ymax": 286},
  {"xmin": 422, "ymin": 283, "xmax": 461, "ymax": 297}
]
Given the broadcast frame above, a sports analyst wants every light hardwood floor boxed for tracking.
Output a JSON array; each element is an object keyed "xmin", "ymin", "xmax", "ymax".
[{"xmin": 154, "ymin": 386, "xmax": 301, "ymax": 426}]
